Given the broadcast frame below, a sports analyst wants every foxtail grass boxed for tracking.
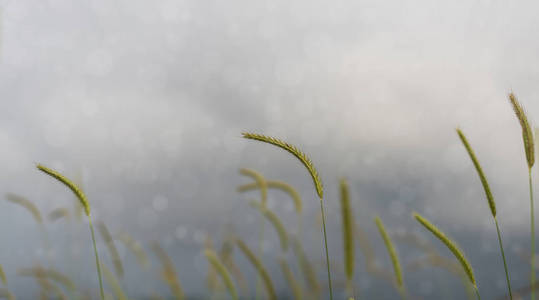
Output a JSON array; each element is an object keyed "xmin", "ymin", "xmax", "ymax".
[
  {"xmin": 235, "ymin": 238, "xmax": 276, "ymax": 300},
  {"xmin": 374, "ymin": 216, "xmax": 404, "ymax": 297},
  {"xmin": 151, "ymin": 242, "xmax": 184, "ymax": 300},
  {"xmin": 0, "ymin": 265, "xmax": 5, "ymax": 286},
  {"xmin": 204, "ymin": 237, "xmax": 222, "ymax": 293},
  {"xmin": 36, "ymin": 164, "xmax": 104, "ymax": 300},
  {"xmin": 5, "ymin": 193, "xmax": 42, "ymax": 224},
  {"xmin": 340, "ymin": 178, "xmax": 355, "ymax": 297},
  {"xmin": 508, "ymin": 92, "xmax": 536, "ymax": 300},
  {"xmin": 0, "ymin": 288, "xmax": 14, "ymax": 300},
  {"xmin": 48, "ymin": 207, "xmax": 70, "ymax": 222},
  {"xmin": 238, "ymin": 180, "xmax": 303, "ymax": 215},
  {"xmin": 239, "ymin": 167, "xmax": 267, "ymax": 300},
  {"xmin": 204, "ymin": 249, "xmax": 238, "ymax": 300},
  {"xmin": 279, "ymin": 258, "xmax": 303, "ymax": 300},
  {"xmin": 457, "ymin": 128, "xmax": 512, "ymax": 299},
  {"xmin": 115, "ymin": 232, "xmax": 150, "ymax": 270},
  {"xmin": 97, "ymin": 221, "xmax": 124, "ymax": 279},
  {"xmin": 239, "ymin": 168, "xmax": 268, "ymax": 205},
  {"xmin": 219, "ymin": 236, "xmax": 249, "ymax": 298},
  {"xmin": 242, "ymin": 132, "xmax": 332, "ymax": 300},
  {"xmin": 249, "ymin": 200, "xmax": 289, "ymax": 252},
  {"xmin": 18, "ymin": 265, "xmax": 67, "ymax": 300},
  {"xmin": 413, "ymin": 212, "xmax": 480, "ymax": 299},
  {"xmin": 17, "ymin": 267, "xmax": 75, "ymax": 292},
  {"xmin": 101, "ymin": 263, "xmax": 127, "ymax": 300}
]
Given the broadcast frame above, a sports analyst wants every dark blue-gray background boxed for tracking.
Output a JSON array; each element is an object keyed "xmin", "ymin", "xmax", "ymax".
[{"xmin": 1, "ymin": 0, "xmax": 539, "ymax": 298}]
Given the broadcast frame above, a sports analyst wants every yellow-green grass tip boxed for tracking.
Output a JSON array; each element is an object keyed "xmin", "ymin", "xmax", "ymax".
[
  {"xmin": 456, "ymin": 128, "xmax": 496, "ymax": 217},
  {"xmin": 413, "ymin": 212, "xmax": 476, "ymax": 287},
  {"xmin": 508, "ymin": 92, "xmax": 535, "ymax": 169},
  {"xmin": 241, "ymin": 132, "xmax": 323, "ymax": 198},
  {"xmin": 374, "ymin": 216, "xmax": 403, "ymax": 287},
  {"xmin": 36, "ymin": 164, "xmax": 90, "ymax": 216}
]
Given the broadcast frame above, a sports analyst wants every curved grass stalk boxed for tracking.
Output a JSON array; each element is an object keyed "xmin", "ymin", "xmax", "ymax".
[
  {"xmin": 508, "ymin": 92, "xmax": 535, "ymax": 299},
  {"xmin": 48, "ymin": 207, "xmax": 71, "ymax": 222},
  {"xmin": 279, "ymin": 258, "xmax": 303, "ymax": 300},
  {"xmin": 115, "ymin": 232, "xmax": 150, "ymax": 270},
  {"xmin": 291, "ymin": 237, "xmax": 321, "ymax": 298},
  {"xmin": 242, "ymin": 132, "xmax": 332, "ymax": 299},
  {"xmin": 5, "ymin": 193, "xmax": 43, "ymax": 224},
  {"xmin": 204, "ymin": 249, "xmax": 238, "ymax": 300},
  {"xmin": 101, "ymin": 263, "xmax": 127, "ymax": 300},
  {"xmin": 36, "ymin": 164, "xmax": 104, "ymax": 300},
  {"xmin": 238, "ymin": 180, "xmax": 302, "ymax": 214},
  {"xmin": 239, "ymin": 168, "xmax": 267, "ymax": 300},
  {"xmin": 249, "ymin": 200, "xmax": 289, "ymax": 252},
  {"xmin": 374, "ymin": 217, "xmax": 404, "ymax": 297},
  {"xmin": 151, "ymin": 242, "xmax": 184, "ymax": 300},
  {"xmin": 219, "ymin": 237, "xmax": 249, "ymax": 298},
  {"xmin": 235, "ymin": 238, "xmax": 276, "ymax": 300},
  {"xmin": 239, "ymin": 168, "xmax": 268, "ymax": 206},
  {"xmin": 457, "ymin": 128, "xmax": 512, "ymax": 298},
  {"xmin": 414, "ymin": 213, "xmax": 480, "ymax": 299},
  {"xmin": 0, "ymin": 265, "xmax": 5, "ymax": 286},
  {"xmin": 204, "ymin": 237, "xmax": 222, "ymax": 293},
  {"xmin": 97, "ymin": 221, "xmax": 124, "ymax": 279}
]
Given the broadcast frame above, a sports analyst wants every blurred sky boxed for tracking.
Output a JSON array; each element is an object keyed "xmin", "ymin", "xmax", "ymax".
[{"xmin": 1, "ymin": 0, "xmax": 539, "ymax": 299}]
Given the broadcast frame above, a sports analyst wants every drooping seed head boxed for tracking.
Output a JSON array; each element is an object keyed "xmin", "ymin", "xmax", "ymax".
[
  {"xmin": 241, "ymin": 133, "xmax": 323, "ymax": 199},
  {"xmin": 204, "ymin": 249, "xmax": 238, "ymax": 300},
  {"xmin": 5, "ymin": 193, "xmax": 43, "ymax": 224},
  {"xmin": 413, "ymin": 212, "xmax": 476, "ymax": 287},
  {"xmin": 374, "ymin": 216, "xmax": 403, "ymax": 288},
  {"xmin": 239, "ymin": 168, "xmax": 268, "ymax": 206},
  {"xmin": 279, "ymin": 258, "xmax": 303, "ymax": 300},
  {"xmin": 48, "ymin": 207, "xmax": 71, "ymax": 222},
  {"xmin": 249, "ymin": 200, "xmax": 289, "ymax": 252},
  {"xmin": 235, "ymin": 238, "xmax": 277, "ymax": 300},
  {"xmin": 456, "ymin": 128, "xmax": 496, "ymax": 217},
  {"xmin": 97, "ymin": 222, "xmax": 124, "ymax": 278},
  {"xmin": 36, "ymin": 164, "xmax": 90, "ymax": 216},
  {"xmin": 508, "ymin": 92, "xmax": 535, "ymax": 169},
  {"xmin": 238, "ymin": 180, "xmax": 303, "ymax": 214}
]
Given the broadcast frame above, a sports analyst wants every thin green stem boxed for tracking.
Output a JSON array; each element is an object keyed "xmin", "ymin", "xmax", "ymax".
[
  {"xmin": 89, "ymin": 217, "xmax": 105, "ymax": 300},
  {"xmin": 530, "ymin": 168, "xmax": 536, "ymax": 300},
  {"xmin": 494, "ymin": 218, "xmax": 512, "ymax": 299},
  {"xmin": 255, "ymin": 213, "xmax": 265, "ymax": 300},
  {"xmin": 474, "ymin": 286, "xmax": 481, "ymax": 300},
  {"xmin": 319, "ymin": 197, "xmax": 333, "ymax": 300}
]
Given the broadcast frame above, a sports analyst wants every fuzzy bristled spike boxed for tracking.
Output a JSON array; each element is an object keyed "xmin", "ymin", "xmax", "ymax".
[{"xmin": 241, "ymin": 133, "xmax": 323, "ymax": 198}]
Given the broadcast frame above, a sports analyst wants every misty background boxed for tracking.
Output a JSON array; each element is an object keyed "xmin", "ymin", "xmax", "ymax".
[{"xmin": 1, "ymin": 0, "xmax": 539, "ymax": 298}]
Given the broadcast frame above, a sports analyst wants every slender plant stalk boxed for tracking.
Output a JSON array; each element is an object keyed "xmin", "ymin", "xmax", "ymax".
[
  {"xmin": 256, "ymin": 213, "xmax": 265, "ymax": 300},
  {"xmin": 241, "ymin": 132, "xmax": 333, "ymax": 300},
  {"xmin": 235, "ymin": 238, "xmax": 276, "ymax": 300},
  {"xmin": 495, "ymin": 219, "xmax": 512, "ymax": 299},
  {"xmin": 457, "ymin": 128, "xmax": 512, "ymax": 299},
  {"xmin": 36, "ymin": 164, "xmax": 105, "ymax": 300},
  {"xmin": 89, "ymin": 217, "xmax": 105, "ymax": 300},
  {"xmin": 239, "ymin": 168, "xmax": 267, "ymax": 300},
  {"xmin": 414, "ymin": 212, "xmax": 480, "ymax": 300},
  {"xmin": 279, "ymin": 258, "xmax": 303, "ymax": 300},
  {"xmin": 508, "ymin": 92, "xmax": 535, "ymax": 300},
  {"xmin": 204, "ymin": 249, "xmax": 238, "ymax": 300},
  {"xmin": 531, "ymin": 168, "xmax": 535, "ymax": 300},
  {"xmin": 319, "ymin": 197, "xmax": 333, "ymax": 299},
  {"xmin": 374, "ymin": 216, "xmax": 404, "ymax": 297},
  {"xmin": 340, "ymin": 178, "xmax": 355, "ymax": 298}
]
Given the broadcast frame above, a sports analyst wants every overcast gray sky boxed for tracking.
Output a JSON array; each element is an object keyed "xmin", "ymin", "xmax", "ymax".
[{"xmin": 1, "ymin": 0, "xmax": 539, "ymax": 299}]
